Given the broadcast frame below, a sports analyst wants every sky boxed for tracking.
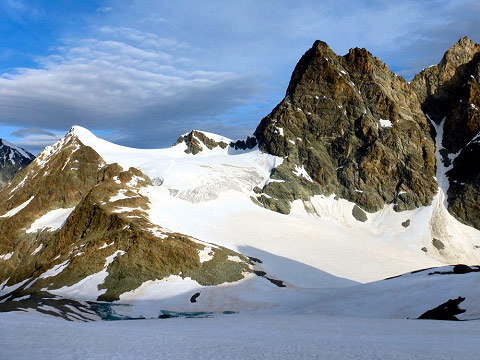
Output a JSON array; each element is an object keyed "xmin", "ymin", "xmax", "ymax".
[{"xmin": 0, "ymin": 0, "xmax": 479, "ymax": 154}]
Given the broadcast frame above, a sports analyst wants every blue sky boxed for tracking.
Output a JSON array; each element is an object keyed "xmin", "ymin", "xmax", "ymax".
[{"xmin": 1, "ymin": 0, "xmax": 479, "ymax": 153}]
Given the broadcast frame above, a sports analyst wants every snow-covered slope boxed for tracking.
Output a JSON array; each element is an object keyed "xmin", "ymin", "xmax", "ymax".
[
  {"xmin": 72, "ymin": 126, "xmax": 480, "ymax": 288},
  {"xmin": 0, "ymin": 125, "xmax": 479, "ymax": 321}
]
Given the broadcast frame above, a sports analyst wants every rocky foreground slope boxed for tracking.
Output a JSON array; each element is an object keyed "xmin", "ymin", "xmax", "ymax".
[{"xmin": 1, "ymin": 38, "xmax": 480, "ymax": 321}]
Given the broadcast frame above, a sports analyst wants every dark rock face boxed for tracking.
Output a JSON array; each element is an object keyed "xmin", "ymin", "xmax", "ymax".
[
  {"xmin": 411, "ymin": 37, "xmax": 480, "ymax": 229},
  {"xmin": 0, "ymin": 140, "xmax": 34, "ymax": 189},
  {"xmin": 174, "ymin": 130, "xmax": 228, "ymax": 154},
  {"xmin": 230, "ymin": 136, "xmax": 257, "ymax": 150},
  {"xmin": 254, "ymin": 41, "xmax": 437, "ymax": 214}
]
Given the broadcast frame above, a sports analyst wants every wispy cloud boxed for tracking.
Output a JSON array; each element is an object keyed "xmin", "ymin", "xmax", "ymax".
[
  {"xmin": 2, "ymin": 0, "xmax": 43, "ymax": 22},
  {"xmin": 9, "ymin": 127, "xmax": 62, "ymax": 154},
  {"xmin": 11, "ymin": 127, "xmax": 56, "ymax": 137},
  {"xmin": 0, "ymin": 26, "xmax": 258, "ymax": 147},
  {"xmin": 97, "ymin": 7, "xmax": 113, "ymax": 13}
]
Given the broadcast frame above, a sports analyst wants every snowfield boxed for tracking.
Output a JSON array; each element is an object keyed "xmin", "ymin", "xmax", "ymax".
[
  {"xmin": 1, "ymin": 312, "xmax": 480, "ymax": 360},
  {"xmin": 71, "ymin": 125, "xmax": 480, "ymax": 290},
  {"xmin": 1, "ymin": 125, "xmax": 480, "ymax": 359}
]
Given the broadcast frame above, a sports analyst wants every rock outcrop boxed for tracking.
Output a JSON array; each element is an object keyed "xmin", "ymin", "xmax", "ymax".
[
  {"xmin": 174, "ymin": 130, "xmax": 229, "ymax": 154},
  {"xmin": 254, "ymin": 40, "xmax": 437, "ymax": 214},
  {"xmin": 411, "ymin": 36, "xmax": 480, "ymax": 229}
]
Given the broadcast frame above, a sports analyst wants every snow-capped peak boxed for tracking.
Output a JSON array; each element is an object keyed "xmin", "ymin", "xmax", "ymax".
[{"xmin": 68, "ymin": 125, "xmax": 97, "ymax": 140}]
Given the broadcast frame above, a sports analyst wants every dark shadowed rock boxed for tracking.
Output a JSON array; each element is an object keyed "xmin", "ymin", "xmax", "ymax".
[
  {"xmin": 352, "ymin": 205, "xmax": 367, "ymax": 222},
  {"xmin": 230, "ymin": 136, "xmax": 257, "ymax": 150},
  {"xmin": 432, "ymin": 238, "xmax": 445, "ymax": 251}
]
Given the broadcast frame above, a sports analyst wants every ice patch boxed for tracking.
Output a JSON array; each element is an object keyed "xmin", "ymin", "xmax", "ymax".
[
  {"xmin": 0, "ymin": 252, "xmax": 13, "ymax": 261},
  {"xmin": 31, "ymin": 244, "xmax": 43, "ymax": 255},
  {"xmin": 227, "ymin": 255, "xmax": 243, "ymax": 263},
  {"xmin": 26, "ymin": 208, "xmax": 74, "ymax": 233},
  {"xmin": 0, "ymin": 196, "xmax": 34, "ymax": 218},
  {"xmin": 39, "ymin": 260, "xmax": 70, "ymax": 279},
  {"xmin": 293, "ymin": 165, "xmax": 313, "ymax": 182},
  {"xmin": 110, "ymin": 189, "xmax": 134, "ymax": 202},
  {"xmin": 198, "ymin": 247, "xmax": 214, "ymax": 263},
  {"xmin": 379, "ymin": 119, "xmax": 393, "ymax": 128}
]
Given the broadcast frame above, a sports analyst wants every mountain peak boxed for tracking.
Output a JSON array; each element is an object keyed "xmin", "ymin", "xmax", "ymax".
[
  {"xmin": 452, "ymin": 36, "xmax": 477, "ymax": 50},
  {"xmin": 0, "ymin": 139, "xmax": 34, "ymax": 160},
  {"xmin": 438, "ymin": 36, "xmax": 480, "ymax": 83},
  {"xmin": 68, "ymin": 125, "xmax": 97, "ymax": 140},
  {"xmin": 255, "ymin": 38, "xmax": 435, "ymax": 214},
  {"xmin": 286, "ymin": 40, "xmax": 338, "ymax": 96}
]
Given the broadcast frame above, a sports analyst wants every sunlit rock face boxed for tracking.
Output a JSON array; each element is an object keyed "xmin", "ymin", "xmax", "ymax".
[{"xmin": 254, "ymin": 40, "xmax": 436, "ymax": 214}]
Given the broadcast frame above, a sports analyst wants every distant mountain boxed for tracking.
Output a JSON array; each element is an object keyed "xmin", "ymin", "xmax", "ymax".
[
  {"xmin": 0, "ymin": 38, "xmax": 480, "ymax": 321},
  {"xmin": 0, "ymin": 139, "xmax": 35, "ymax": 188}
]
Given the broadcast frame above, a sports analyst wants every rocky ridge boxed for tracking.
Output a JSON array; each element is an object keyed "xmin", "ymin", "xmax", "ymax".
[
  {"xmin": 174, "ymin": 130, "xmax": 229, "ymax": 154},
  {"xmin": 411, "ymin": 36, "xmax": 480, "ymax": 229}
]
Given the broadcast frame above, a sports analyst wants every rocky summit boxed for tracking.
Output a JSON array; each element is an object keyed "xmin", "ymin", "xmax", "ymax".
[
  {"xmin": 254, "ymin": 40, "xmax": 437, "ymax": 215},
  {"xmin": 0, "ymin": 139, "xmax": 34, "ymax": 189}
]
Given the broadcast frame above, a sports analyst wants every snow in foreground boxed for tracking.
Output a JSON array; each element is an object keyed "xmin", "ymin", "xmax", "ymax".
[{"xmin": 1, "ymin": 312, "xmax": 479, "ymax": 360}]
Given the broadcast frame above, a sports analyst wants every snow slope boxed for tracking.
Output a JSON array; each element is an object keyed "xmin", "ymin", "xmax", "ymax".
[
  {"xmin": 3, "ymin": 126, "xmax": 476, "ymax": 316},
  {"xmin": 26, "ymin": 207, "xmax": 75, "ymax": 233},
  {"xmin": 71, "ymin": 126, "xmax": 480, "ymax": 291},
  {"xmin": 2, "ymin": 311, "xmax": 480, "ymax": 360}
]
